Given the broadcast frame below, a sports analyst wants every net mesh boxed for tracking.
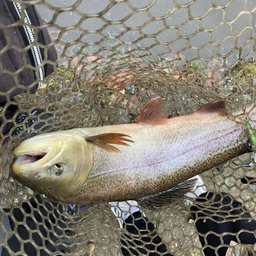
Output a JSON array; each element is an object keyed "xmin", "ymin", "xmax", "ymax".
[{"xmin": 1, "ymin": 0, "xmax": 256, "ymax": 255}]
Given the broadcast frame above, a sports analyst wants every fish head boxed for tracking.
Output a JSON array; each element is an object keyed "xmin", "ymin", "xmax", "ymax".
[{"xmin": 12, "ymin": 131, "xmax": 93, "ymax": 202}]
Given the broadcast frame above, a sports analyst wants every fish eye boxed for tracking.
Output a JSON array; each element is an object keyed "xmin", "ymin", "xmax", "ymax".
[
  {"xmin": 55, "ymin": 163, "xmax": 62, "ymax": 169},
  {"xmin": 48, "ymin": 163, "xmax": 63, "ymax": 178}
]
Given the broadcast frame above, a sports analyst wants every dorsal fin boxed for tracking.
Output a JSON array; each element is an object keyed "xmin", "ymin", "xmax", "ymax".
[
  {"xmin": 137, "ymin": 97, "xmax": 168, "ymax": 125},
  {"xmin": 195, "ymin": 101, "xmax": 227, "ymax": 116},
  {"xmin": 85, "ymin": 133, "xmax": 133, "ymax": 153}
]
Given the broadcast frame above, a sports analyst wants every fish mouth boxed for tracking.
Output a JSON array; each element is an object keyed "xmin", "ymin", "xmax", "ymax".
[
  {"xmin": 15, "ymin": 153, "xmax": 47, "ymax": 166},
  {"xmin": 13, "ymin": 139, "xmax": 63, "ymax": 167}
]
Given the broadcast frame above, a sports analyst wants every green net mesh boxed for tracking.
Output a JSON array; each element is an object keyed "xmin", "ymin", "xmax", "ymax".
[{"xmin": 1, "ymin": 0, "xmax": 256, "ymax": 255}]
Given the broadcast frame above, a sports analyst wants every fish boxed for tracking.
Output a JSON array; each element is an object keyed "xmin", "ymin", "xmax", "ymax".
[{"xmin": 12, "ymin": 97, "xmax": 255, "ymax": 206}]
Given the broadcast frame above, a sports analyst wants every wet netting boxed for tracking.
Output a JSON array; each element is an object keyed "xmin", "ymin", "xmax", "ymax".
[{"xmin": 1, "ymin": 0, "xmax": 256, "ymax": 255}]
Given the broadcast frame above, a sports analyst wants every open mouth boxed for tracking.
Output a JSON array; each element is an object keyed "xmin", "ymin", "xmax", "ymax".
[{"xmin": 15, "ymin": 153, "xmax": 47, "ymax": 165}]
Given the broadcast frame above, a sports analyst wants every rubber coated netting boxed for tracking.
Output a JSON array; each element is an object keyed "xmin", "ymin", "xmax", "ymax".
[{"xmin": 1, "ymin": 0, "xmax": 256, "ymax": 255}]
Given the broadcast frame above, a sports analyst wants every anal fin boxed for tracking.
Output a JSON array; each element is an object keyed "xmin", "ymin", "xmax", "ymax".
[{"xmin": 138, "ymin": 178, "xmax": 198, "ymax": 209}]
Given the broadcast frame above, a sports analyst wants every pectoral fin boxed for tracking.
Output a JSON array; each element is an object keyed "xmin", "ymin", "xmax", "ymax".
[
  {"xmin": 138, "ymin": 178, "xmax": 197, "ymax": 209},
  {"xmin": 85, "ymin": 133, "xmax": 133, "ymax": 153}
]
